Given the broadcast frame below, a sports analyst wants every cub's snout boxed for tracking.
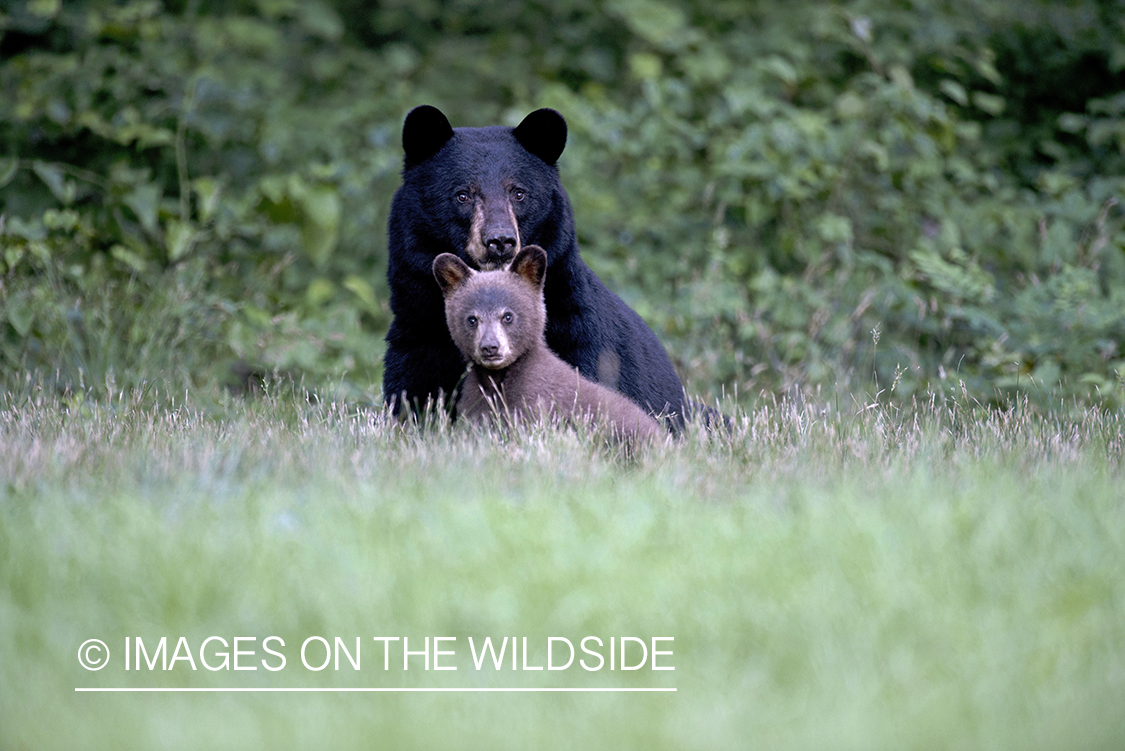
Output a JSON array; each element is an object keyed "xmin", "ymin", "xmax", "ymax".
[{"xmin": 471, "ymin": 311, "xmax": 516, "ymax": 369}]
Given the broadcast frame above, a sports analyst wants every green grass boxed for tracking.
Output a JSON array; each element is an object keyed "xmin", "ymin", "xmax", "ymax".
[{"xmin": 1, "ymin": 388, "xmax": 1123, "ymax": 750}]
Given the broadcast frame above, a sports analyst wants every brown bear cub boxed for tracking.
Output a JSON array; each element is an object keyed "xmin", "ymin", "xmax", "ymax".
[{"xmin": 433, "ymin": 246, "xmax": 664, "ymax": 442}]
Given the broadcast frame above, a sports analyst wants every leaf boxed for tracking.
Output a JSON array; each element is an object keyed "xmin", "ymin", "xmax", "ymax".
[
  {"xmin": 0, "ymin": 158, "xmax": 18, "ymax": 188},
  {"xmin": 1057, "ymin": 113, "xmax": 1087, "ymax": 133},
  {"xmin": 305, "ymin": 278, "xmax": 335, "ymax": 307},
  {"xmin": 193, "ymin": 177, "xmax": 221, "ymax": 222},
  {"xmin": 761, "ymin": 56, "xmax": 798, "ymax": 86},
  {"xmin": 4, "ymin": 292, "xmax": 35, "ymax": 337},
  {"xmin": 117, "ymin": 123, "xmax": 175, "ymax": 148},
  {"xmin": 111, "ymin": 244, "xmax": 148, "ymax": 274},
  {"xmin": 166, "ymin": 220, "xmax": 197, "ymax": 262},
  {"xmin": 608, "ymin": 0, "xmax": 688, "ymax": 51},
  {"xmin": 294, "ymin": 183, "xmax": 340, "ymax": 266},
  {"xmin": 910, "ymin": 248, "xmax": 995, "ymax": 303},
  {"xmin": 124, "ymin": 184, "xmax": 162, "ymax": 234},
  {"xmin": 1088, "ymin": 119, "xmax": 1125, "ymax": 148},
  {"xmin": 296, "ymin": 2, "xmax": 343, "ymax": 41},
  {"xmin": 682, "ymin": 48, "xmax": 731, "ymax": 85},
  {"xmin": 939, "ymin": 80, "xmax": 968, "ymax": 106},
  {"xmin": 815, "ymin": 214, "xmax": 852, "ymax": 244},
  {"xmin": 972, "ymin": 92, "xmax": 1005, "ymax": 116},
  {"xmin": 343, "ymin": 276, "xmax": 378, "ymax": 312},
  {"xmin": 257, "ymin": 176, "xmax": 292, "ymax": 215},
  {"xmin": 628, "ymin": 53, "xmax": 662, "ymax": 81},
  {"xmin": 28, "ymin": 0, "xmax": 60, "ymax": 18},
  {"xmin": 31, "ymin": 162, "xmax": 76, "ymax": 205},
  {"xmin": 835, "ymin": 92, "xmax": 866, "ymax": 119}
]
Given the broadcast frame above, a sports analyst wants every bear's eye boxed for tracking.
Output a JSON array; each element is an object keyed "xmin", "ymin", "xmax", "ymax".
[
  {"xmin": 511, "ymin": 188, "xmax": 526, "ymax": 202},
  {"xmin": 466, "ymin": 315, "xmax": 477, "ymax": 328},
  {"xmin": 502, "ymin": 312, "xmax": 513, "ymax": 325},
  {"xmin": 455, "ymin": 190, "xmax": 471, "ymax": 204}
]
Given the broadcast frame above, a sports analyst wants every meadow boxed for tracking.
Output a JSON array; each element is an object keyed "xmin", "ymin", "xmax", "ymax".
[
  {"xmin": 4, "ymin": 4, "xmax": 1124, "ymax": 748},
  {"xmin": 1, "ymin": 386, "xmax": 1122, "ymax": 750}
]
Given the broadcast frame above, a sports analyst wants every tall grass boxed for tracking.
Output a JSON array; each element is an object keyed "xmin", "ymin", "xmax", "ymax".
[{"xmin": 1, "ymin": 386, "xmax": 1122, "ymax": 750}]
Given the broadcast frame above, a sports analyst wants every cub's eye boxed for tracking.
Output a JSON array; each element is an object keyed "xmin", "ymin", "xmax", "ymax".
[
  {"xmin": 466, "ymin": 315, "xmax": 478, "ymax": 328},
  {"xmin": 511, "ymin": 188, "xmax": 526, "ymax": 202},
  {"xmin": 501, "ymin": 312, "xmax": 514, "ymax": 324},
  {"xmin": 455, "ymin": 190, "xmax": 471, "ymax": 204}
]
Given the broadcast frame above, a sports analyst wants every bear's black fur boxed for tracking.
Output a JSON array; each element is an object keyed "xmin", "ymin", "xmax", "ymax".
[{"xmin": 383, "ymin": 105, "xmax": 685, "ymax": 425}]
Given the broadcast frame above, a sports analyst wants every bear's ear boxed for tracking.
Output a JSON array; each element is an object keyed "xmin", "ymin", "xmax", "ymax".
[
  {"xmin": 510, "ymin": 245, "xmax": 547, "ymax": 290},
  {"xmin": 512, "ymin": 109, "xmax": 567, "ymax": 166},
  {"xmin": 403, "ymin": 105, "xmax": 455, "ymax": 166},
  {"xmin": 433, "ymin": 253, "xmax": 474, "ymax": 295}
]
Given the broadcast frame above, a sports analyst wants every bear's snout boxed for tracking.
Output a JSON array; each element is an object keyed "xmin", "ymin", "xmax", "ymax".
[{"xmin": 466, "ymin": 192, "xmax": 522, "ymax": 270}]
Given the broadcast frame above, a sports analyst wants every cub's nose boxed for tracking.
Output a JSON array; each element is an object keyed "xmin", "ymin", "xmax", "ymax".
[{"xmin": 479, "ymin": 343, "xmax": 500, "ymax": 358}]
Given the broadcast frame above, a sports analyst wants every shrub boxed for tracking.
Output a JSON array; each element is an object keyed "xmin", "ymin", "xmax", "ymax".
[{"xmin": 2, "ymin": 0, "xmax": 1123, "ymax": 406}]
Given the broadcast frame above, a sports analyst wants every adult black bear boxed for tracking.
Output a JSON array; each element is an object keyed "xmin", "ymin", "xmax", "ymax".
[{"xmin": 382, "ymin": 105, "xmax": 685, "ymax": 425}]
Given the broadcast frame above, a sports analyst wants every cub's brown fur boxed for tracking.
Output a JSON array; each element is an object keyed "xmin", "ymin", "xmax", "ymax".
[{"xmin": 433, "ymin": 246, "xmax": 663, "ymax": 442}]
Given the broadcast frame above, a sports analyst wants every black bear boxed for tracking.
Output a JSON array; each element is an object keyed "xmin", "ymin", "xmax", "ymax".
[
  {"xmin": 382, "ymin": 105, "xmax": 685, "ymax": 424},
  {"xmin": 433, "ymin": 245, "xmax": 663, "ymax": 442}
]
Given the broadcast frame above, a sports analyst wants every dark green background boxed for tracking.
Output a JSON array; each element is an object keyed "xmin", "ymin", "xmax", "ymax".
[{"xmin": 2, "ymin": 0, "xmax": 1123, "ymax": 406}]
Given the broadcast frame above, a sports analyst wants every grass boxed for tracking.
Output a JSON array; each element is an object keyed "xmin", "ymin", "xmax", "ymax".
[{"xmin": 1, "ymin": 386, "xmax": 1123, "ymax": 750}]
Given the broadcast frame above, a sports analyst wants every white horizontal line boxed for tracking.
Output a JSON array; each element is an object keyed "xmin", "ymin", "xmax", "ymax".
[{"xmin": 75, "ymin": 687, "xmax": 676, "ymax": 693}]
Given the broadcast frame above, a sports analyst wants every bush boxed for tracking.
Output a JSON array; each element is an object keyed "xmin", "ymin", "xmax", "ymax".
[
  {"xmin": 2, "ymin": 0, "xmax": 1124, "ymax": 406},
  {"xmin": 1, "ymin": 0, "xmax": 396, "ymax": 395}
]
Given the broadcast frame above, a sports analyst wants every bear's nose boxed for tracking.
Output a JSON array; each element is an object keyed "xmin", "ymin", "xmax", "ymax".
[
  {"xmin": 479, "ymin": 343, "xmax": 500, "ymax": 357},
  {"xmin": 484, "ymin": 233, "xmax": 517, "ymax": 257}
]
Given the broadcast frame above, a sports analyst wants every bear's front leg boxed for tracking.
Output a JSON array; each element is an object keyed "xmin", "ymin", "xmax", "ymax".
[{"xmin": 382, "ymin": 339, "xmax": 466, "ymax": 419}]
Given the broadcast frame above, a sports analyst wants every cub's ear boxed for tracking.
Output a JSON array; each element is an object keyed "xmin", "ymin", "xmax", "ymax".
[
  {"xmin": 403, "ymin": 105, "xmax": 454, "ymax": 166},
  {"xmin": 433, "ymin": 253, "xmax": 474, "ymax": 295},
  {"xmin": 510, "ymin": 245, "xmax": 547, "ymax": 290},
  {"xmin": 512, "ymin": 109, "xmax": 567, "ymax": 166}
]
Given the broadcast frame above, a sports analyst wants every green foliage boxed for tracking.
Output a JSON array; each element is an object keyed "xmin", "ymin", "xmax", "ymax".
[
  {"xmin": 2, "ymin": 0, "xmax": 1124, "ymax": 405},
  {"xmin": 0, "ymin": 0, "xmax": 398, "ymax": 393},
  {"xmin": 552, "ymin": 0, "xmax": 1125, "ymax": 405}
]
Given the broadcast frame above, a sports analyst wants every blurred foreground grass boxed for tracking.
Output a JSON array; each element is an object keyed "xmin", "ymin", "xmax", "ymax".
[{"xmin": 1, "ymin": 388, "xmax": 1123, "ymax": 750}]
